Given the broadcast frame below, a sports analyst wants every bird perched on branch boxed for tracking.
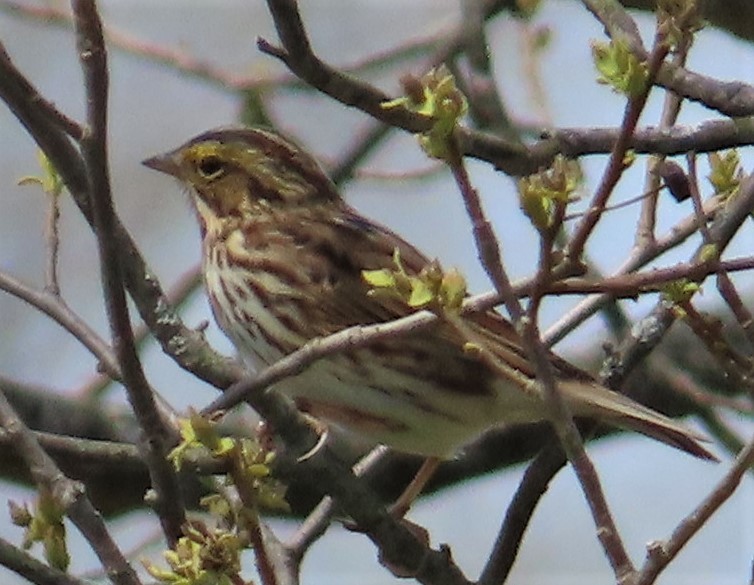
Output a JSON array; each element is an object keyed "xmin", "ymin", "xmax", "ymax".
[{"xmin": 144, "ymin": 127, "xmax": 714, "ymax": 509}]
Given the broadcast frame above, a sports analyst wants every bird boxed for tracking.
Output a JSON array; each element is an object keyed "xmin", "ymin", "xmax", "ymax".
[{"xmin": 143, "ymin": 126, "xmax": 714, "ymax": 508}]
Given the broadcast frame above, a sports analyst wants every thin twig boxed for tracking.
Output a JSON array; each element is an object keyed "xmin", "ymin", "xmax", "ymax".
[
  {"xmin": 539, "ymin": 119, "xmax": 754, "ymax": 160},
  {"xmin": 635, "ymin": 32, "xmax": 691, "ymax": 248},
  {"xmin": 0, "ymin": 425, "xmax": 228, "ymax": 476},
  {"xmin": 0, "ymin": 0, "xmax": 445, "ymax": 93},
  {"xmin": 72, "ymin": 0, "xmax": 185, "ymax": 545},
  {"xmin": 685, "ymin": 153, "xmax": 712, "ymax": 243},
  {"xmin": 0, "ymin": 387, "xmax": 141, "ymax": 585},
  {"xmin": 228, "ymin": 460, "xmax": 279, "ymax": 585},
  {"xmin": 564, "ymin": 37, "xmax": 670, "ymax": 267},
  {"xmin": 446, "ymin": 134, "xmax": 633, "ymax": 579},
  {"xmin": 716, "ymin": 270, "xmax": 754, "ymax": 349},
  {"xmin": 518, "ymin": 324, "xmax": 635, "ymax": 581},
  {"xmin": 448, "ymin": 145, "xmax": 510, "ymax": 301},
  {"xmin": 654, "ymin": 355, "xmax": 754, "ymax": 416},
  {"xmin": 0, "ymin": 270, "xmax": 120, "ymax": 378},
  {"xmin": 329, "ymin": 122, "xmax": 393, "ymax": 185},
  {"xmin": 79, "ymin": 263, "xmax": 203, "ymax": 400},
  {"xmin": 695, "ymin": 409, "xmax": 747, "ymax": 461},
  {"xmin": 544, "ymin": 194, "xmax": 724, "ymax": 346},
  {"xmin": 44, "ymin": 190, "xmax": 61, "ymax": 296},
  {"xmin": 581, "ymin": 0, "xmax": 645, "ymax": 52},
  {"xmin": 582, "ymin": 0, "xmax": 754, "ymax": 118},
  {"xmin": 0, "ymin": 37, "xmax": 243, "ymax": 391},
  {"xmin": 478, "ymin": 444, "xmax": 567, "ymax": 585},
  {"xmin": 237, "ymin": 383, "xmax": 474, "ymax": 585},
  {"xmin": 601, "ymin": 172, "xmax": 754, "ymax": 395},
  {"xmin": 259, "ymin": 0, "xmax": 754, "ymax": 179},
  {"xmin": 635, "ymin": 435, "xmax": 754, "ymax": 585},
  {"xmin": 0, "ymin": 536, "xmax": 90, "ymax": 585},
  {"xmin": 286, "ymin": 446, "xmax": 390, "ymax": 567},
  {"xmin": 459, "ymin": 0, "xmax": 519, "ymax": 141},
  {"xmin": 259, "ymin": 0, "xmax": 533, "ymax": 174}
]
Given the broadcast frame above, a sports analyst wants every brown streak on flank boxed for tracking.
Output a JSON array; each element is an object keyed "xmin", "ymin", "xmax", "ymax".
[
  {"xmin": 378, "ymin": 338, "xmax": 496, "ymax": 397},
  {"xmin": 390, "ymin": 359, "xmax": 495, "ymax": 397},
  {"xmin": 339, "ymin": 350, "xmax": 370, "ymax": 378},
  {"xmin": 235, "ymin": 305, "xmax": 299, "ymax": 358},
  {"xmin": 232, "ymin": 282, "xmax": 251, "ymax": 302},
  {"xmin": 214, "ymin": 267, "xmax": 304, "ymax": 355},
  {"xmin": 272, "ymin": 310, "xmax": 307, "ymax": 340},
  {"xmin": 218, "ymin": 276, "xmax": 235, "ymax": 310},
  {"xmin": 395, "ymin": 386, "xmax": 465, "ymax": 422},
  {"xmin": 295, "ymin": 397, "xmax": 408, "ymax": 434},
  {"xmin": 227, "ymin": 251, "xmax": 307, "ymax": 290},
  {"xmin": 232, "ymin": 269, "xmax": 273, "ymax": 309}
]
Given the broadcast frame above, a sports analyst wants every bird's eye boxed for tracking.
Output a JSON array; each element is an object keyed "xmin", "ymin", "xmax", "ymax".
[{"xmin": 196, "ymin": 156, "xmax": 225, "ymax": 179}]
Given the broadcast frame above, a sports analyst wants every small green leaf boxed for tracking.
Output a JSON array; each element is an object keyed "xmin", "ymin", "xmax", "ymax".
[
  {"xmin": 592, "ymin": 39, "xmax": 648, "ymax": 97},
  {"xmin": 18, "ymin": 151, "xmax": 65, "ymax": 197},
  {"xmin": 43, "ymin": 525, "xmax": 70, "ymax": 571},
  {"xmin": 699, "ymin": 243, "xmax": 719, "ymax": 263},
  {"xmin": 363, "ymin": 248, "xmax": 468, "ymax": 314},
  {"xmin": 439, "ymin": 269, "xmax": 467, "ymax": 312},
  {"xmin": 661, "ymin": 279, "xmax": 700, "ymax": 304},
  {"xmin": 168, "ymin": 411, "xmax": 235, "ymax": 470},
  {"xmin": 707, "ymin": 150, "xmax": 742, "ymax": 200},
  {"xmin": 362, "ymin": 269, "xmax": 397, "ymax": 288},
  {"xmin": 519, "ymin": 185, "xmax": 552, "ymax": 231},
  {"xmin": 248, "ymin": 463, "xmax": 270, "ymax": 478},
  {"xmin": 657, "ymin": 0, "xmax": 704, "ymax": 50},
  {"xmin": 145, "ymin": 523, "xmax": 244, "ymax": 585},
  {"xmin": 518, "ymin": 155, "xmax": 581, "ymax": 231},
  {"xmin": 200, "ymin": 494, "xmax": 233, "ymax": 524},
  {"xmin": 407, "ymin": 278, "xmax": 435, "ymax": 308},
  {"xmin": 12, "ymin": 491, "xmax": 69, "ymax": 571},
  {"xmin": 623, "ymin": 150, "xmax": 637, "ymax": 166},
  {"xmin": 8, "ymin": 501, "xmax": 32, "ymax": 527},
  {"xmin": 382, "ymin": 66, "xmax": 468, "ymax": 161}
]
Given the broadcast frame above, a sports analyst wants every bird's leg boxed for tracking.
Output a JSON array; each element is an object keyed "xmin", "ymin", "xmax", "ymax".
[
  {"xmin": 295, "ymin": 414, "xmax": 330, "ymax": 462},
  {"xmin": 257, "ymin": 413, "xmax": 329, "ymax": 461},
  {"xmin": 389, "ymin": 456, "xmax": 441, "ymax": 517}
]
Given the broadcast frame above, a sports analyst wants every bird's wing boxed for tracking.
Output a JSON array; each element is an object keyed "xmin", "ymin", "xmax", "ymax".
[
  {"xmin": 313, "ymin": 204, "xmax": 592, "ymax": 383},
  {"xmin": 302, "ymin": 206, "xmax": 434, "ymax": 333}
]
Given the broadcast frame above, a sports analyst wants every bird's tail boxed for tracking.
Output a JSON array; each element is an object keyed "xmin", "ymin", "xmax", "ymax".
[{"xmin": 561, "ymin": 380, "xmax": 717, "ymax": 461}]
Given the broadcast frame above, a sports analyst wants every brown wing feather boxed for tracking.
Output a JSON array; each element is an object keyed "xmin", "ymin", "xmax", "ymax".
[
  {"xmin": 303, "ymin": 205, "xmax": 434, "ymax": 331},
  {"xmin": 321, "ymin": 206, "xmax": 556, "ymax": 380}
]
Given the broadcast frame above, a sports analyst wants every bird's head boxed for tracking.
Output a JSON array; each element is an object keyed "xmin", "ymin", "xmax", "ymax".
[{"xmin": 143, "ymin": 127, "xmax": 340, "ymax": 230}]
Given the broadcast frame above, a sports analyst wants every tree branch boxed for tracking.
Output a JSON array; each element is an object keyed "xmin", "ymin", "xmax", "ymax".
[
  {"xmin": 72, "ymin": 0, "xmax": 185, "ymax": 545},
  {"xmin": 0, "ymin": 387, "xmax": 140, "ymax": 585}
]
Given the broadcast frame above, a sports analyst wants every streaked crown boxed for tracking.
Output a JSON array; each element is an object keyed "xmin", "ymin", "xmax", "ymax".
[{"xmin": 143, "ymin": 127, "xmax": 341, "ymax": 228}]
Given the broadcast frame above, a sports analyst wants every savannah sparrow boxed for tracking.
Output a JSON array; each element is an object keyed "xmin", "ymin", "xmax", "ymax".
[{"xmin": 143, "ymin": 127, "xmax": 713, "ymax": 468}]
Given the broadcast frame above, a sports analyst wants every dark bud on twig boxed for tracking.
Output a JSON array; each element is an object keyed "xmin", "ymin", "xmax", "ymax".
[
  {"xmin": 399, "ymin": 74, "xmax": 426, "ymax": 106},
  {"xmin": 658, "ymin": 160, "xmax": 691, "ymax": 202}
]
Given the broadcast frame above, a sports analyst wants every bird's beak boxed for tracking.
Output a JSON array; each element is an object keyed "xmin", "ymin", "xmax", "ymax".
[{"xmin": 142, "ymin": 151, "xmax": 182, "ymax": 177}]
